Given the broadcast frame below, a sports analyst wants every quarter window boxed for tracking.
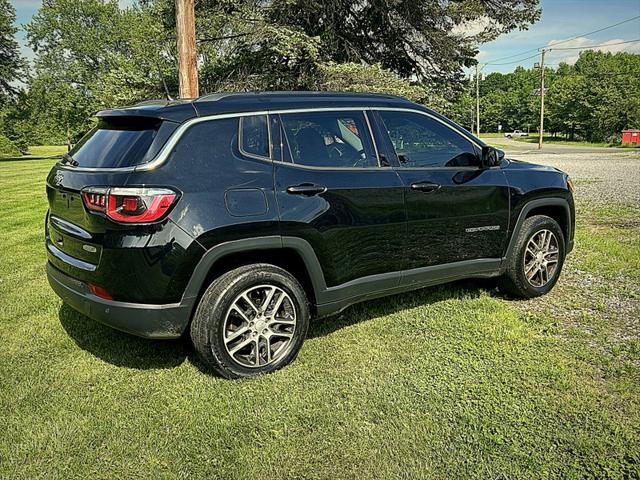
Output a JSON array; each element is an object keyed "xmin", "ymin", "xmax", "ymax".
[
  {"xmin": 280, "ymin": 111, "xmax": 378, "ymax": 168},
  {"xmin": 240, "ymin": 115, "xmax": 270, "ymax": 158},
  {"xmin": 379, "ymin": 111, "xmax": 479, "ymax": 168}
]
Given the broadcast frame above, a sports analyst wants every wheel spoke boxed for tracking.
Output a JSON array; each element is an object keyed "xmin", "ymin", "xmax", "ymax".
[
  {"xmin": 262, "ymin": 334, "xmax": 272, "ymax": 364},
  {"xmin": 271, "ymin": 332, "xmax": 293, "ymax": 340},
  {"xmin": 527, "ymin": 265, "xmax": 539, "ymax": 281},
  {"xmin": 525, "ymin": 260, "xmax": 538, "ymax": 274},
  {"xmin": 262, "ymin": 286, "xmax": 277, "ymax": 312},
  {"xmin": 241, "ymin": 293, "xmax": 259, "ymax": 313},
  {"xmin": 230, "ymin": 305, "xmax": 250, "ymax": 322},
  {"xmin": 268, "ymin": 291, "xmax": 287, "ymax": 317},
  {"xmin": 225, "ymin": 325, "xmax": 249, "ymax": 344},
  {"xmin": 254, "ymin": 337, "xmax": 261, "ymax": 366},
  {"xmin": 269, "ymin": 317, "xmax": 295, "ymax": 326},
  {"xmin": 229, "ymin": 336, "xmax": 254, "ymax": 355}
]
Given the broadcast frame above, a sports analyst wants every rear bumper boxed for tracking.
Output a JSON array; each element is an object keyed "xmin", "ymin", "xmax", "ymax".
[{"xmin": 47, "ymin": 262, "xmax": 193, "ymax": 339}]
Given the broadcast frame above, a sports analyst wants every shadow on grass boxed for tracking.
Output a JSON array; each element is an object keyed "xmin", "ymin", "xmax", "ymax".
[
  {"xmin": 59, "ymin": 303, "xmax": 190, "ymax": 369},
  {"xmin": 59, "ymin": 278, "xmax": 500, "ymax": 373},
  {"xmin": 306, "ymin": 278, "xmax": 496, "ymax": 340}
]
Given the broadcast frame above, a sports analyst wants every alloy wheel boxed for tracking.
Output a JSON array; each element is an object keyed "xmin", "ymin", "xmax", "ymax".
[
  {"xmin": 222, "ymin": 284, "xmax": 297, "ymax": 368},
  {"xmin": 523, "ymin": 229, "xmax": 560, "ymax": 288}
]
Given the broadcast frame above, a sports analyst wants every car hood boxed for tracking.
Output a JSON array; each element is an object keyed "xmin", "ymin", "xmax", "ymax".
[{"xmin": 504, "ymin": 158, "xmax": 564, "ymax": 174}]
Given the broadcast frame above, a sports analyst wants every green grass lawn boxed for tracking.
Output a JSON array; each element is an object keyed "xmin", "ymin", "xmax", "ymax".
[
  {"xmin": 1, "ymin": 158, "xmax": 638, "ymax": 479},
  {"xmin": 510, "ymin": 135, "xmax": 639, "ymax": 148},
  {"xmin": 0, "ymin": 145, "xmax": 67, "ymax": 161}
]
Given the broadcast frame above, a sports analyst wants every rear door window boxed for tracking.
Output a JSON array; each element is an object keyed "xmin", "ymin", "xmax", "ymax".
[
  {"xmin": 67, "ymin": 117, "xmax": 161, "ymax": 168},
  {"xmin": 279, "ymin": 111, "xmax": 378, "ymax": 168}
]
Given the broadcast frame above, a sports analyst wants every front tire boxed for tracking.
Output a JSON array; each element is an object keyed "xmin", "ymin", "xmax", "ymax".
[
  {"xmin": 499, "ymin": 215, "xmax": 565, "ymax": 298},
  {"xmin": 190, "ymin": 264, "xmax": 310, "ymax": 378}
]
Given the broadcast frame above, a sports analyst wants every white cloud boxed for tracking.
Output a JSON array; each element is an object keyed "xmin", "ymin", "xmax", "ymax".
[
  {"xmin": 452, "ymin": 17, "xmax": 493, "ymax": 38},
  {"xmin": 546, "ymin": 36, "xmax": 640, "ymax": 65}
]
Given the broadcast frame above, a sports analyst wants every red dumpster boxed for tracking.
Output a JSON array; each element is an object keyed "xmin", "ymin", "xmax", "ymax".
[{"xmin": 622, "ymin": 129, "xmax": 640, "ymax": 145}]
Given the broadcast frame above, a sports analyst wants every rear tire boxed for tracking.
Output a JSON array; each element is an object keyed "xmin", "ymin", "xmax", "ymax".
[
  {"xmin": 190, "ymin": 264, "xmax": 310, "ymax": 378},
  {"xmin": 499, "ymin": 215, "xmax": 565, "ymax": 298}
]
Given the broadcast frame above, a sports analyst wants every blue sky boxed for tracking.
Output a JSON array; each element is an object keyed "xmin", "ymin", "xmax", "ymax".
[{"xmin": 11, "ymin": 0, "xmax": 640, "ymax": 74}]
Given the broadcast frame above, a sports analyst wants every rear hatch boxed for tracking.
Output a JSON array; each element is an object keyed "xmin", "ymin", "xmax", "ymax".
[{"xmin": 45, "ymin": 115, "xmax": 175, "ymax": 277}]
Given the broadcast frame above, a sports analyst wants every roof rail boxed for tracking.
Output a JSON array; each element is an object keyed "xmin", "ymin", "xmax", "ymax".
[{"xmin": 193, "ymin": 91, "xmax": 410, "ymax": 103}]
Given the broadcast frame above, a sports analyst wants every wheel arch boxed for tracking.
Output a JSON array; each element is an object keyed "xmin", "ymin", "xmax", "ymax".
[
  {"xmin": 505, "ymin": 198, "xmax": 572, "ymax": 261},
  {"xmin": 181, "ymin": 236, "xmax": 327, "ymax": 319}
]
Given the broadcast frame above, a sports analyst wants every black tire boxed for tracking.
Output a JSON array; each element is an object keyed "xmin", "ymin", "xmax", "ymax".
[
  {"xmin": 499, "ymin": 215, "xmax": 565, "ymax": 298},
  {"xmin": 190, "ymin": 264, "xmax": 310, "ymax": 379}
]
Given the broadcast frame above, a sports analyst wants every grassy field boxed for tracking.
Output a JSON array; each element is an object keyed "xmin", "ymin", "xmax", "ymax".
[
  {"xmin": 0, "ymin": 145, "xmax": 67, "ymax": 161},
  {"xmin": 1, "ymin": 157, "xmax": 638, "ymax": 479},
  {"xmin": 510, "ymin": 135, "xmax": 640, "ymax": 148}
]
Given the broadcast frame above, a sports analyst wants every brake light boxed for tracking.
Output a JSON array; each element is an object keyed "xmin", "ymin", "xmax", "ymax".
[
  {"xmin": 81, "ymin": 187, "xmax": 178, "ymax": 223},
  {"xmin": 88, "ymin": 283, "xmax": 113, "ymax": 300},
  {"xmin": 82, "ymin": 188, "xmax": 108, "ymax": 211}
]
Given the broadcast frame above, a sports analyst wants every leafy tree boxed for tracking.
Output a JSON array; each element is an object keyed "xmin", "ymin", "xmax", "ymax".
[
  {"xmin": 264, "ymin": 0, "xmax": 540, "ymax": 87},
  {"xmin": 0, "ymin": 0, "xmax": 24, "ymax": 102},
  {"xmin": 477, "ymin": 67, "xmax": 541, "ymax": 133},
  {"xmin": 24, "ymin": 0, "xmax": 173, "ymax": 143}
]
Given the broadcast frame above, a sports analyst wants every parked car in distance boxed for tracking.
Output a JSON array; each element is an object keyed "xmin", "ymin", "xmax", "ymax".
[
  {"xmin": 504, "ymin": 129, "xmax": 529, "ymax": 138},
  {"xmin": 45, "ymin": 92, "xmax": 575, "ymax": 378}
]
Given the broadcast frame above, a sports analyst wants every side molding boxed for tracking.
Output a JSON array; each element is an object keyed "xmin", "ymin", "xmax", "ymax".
[{"xmin": 182, "ymin": 235, "xmax": 504, "ymax": 321}]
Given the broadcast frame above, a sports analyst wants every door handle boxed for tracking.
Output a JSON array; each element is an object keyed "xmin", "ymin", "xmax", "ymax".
[
  {"xmin": 286, "ymin": 184, "xmax": 328, "ymax": 196},
  {"xmin": 410, "ymin": 182, "xmax": 441, "ymax": 193}
]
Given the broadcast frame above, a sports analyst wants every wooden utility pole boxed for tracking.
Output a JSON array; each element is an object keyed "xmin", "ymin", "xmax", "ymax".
[
  {"xmin": 176, "ymin": 0, "xmax": 199, "ymax": 99},
  {"xmin": 475, "ymin": 64, "xmax": 481, "ymax": 137},
  {"xmin": 538, "ymin": 48, "xmax": 546, "ymax": 150}
]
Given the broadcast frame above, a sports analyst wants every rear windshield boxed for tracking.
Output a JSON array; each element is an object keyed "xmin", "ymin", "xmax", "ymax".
[{"xmin": 66, "ymin": 117, "xmax": 161, "ymax": 168}]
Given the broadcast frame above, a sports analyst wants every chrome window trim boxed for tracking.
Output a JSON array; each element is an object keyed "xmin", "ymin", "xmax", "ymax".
[
  {"xmin": 238, "ymin": 114, "xmax": 272, "ymax": 161},
  {"xmin": 363, "ymin": 111, "xmax": 381, "ymax": 167},
  {"xmin": 56, "ymin": 106, "xmax": 481, "ymax": 173}
]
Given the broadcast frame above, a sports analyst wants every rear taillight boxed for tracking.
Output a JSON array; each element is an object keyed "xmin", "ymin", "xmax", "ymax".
[{"xmin": 81, "ymin": 187, "xmax": 178, "ymax": 223}]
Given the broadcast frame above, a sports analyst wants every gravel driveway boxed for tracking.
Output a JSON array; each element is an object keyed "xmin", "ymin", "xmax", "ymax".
[
  {"xmin": 507, "ymin": 150, "xmax": 640, "ymax": 205},
  {"xmin": 498, "ymin": 149, "xmax": 640, "ymax": 342}
]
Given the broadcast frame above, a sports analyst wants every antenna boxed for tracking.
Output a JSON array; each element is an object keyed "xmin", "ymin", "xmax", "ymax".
[{"xmin": 156, "ymin": 62, "xmax": 175, "ymax": 102}]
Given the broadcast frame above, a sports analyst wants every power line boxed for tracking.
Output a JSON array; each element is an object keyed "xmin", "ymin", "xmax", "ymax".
[
  {"xmin": 549, "ymin": 38, "xmax": 640, "ymax": 50},
  {"xmin": 486, "ymin": 52, "xmax": 540, "ymax": 66},
  {"xmin": 482, "ymin": 14, "xmax": 640, "ymax": 65}
]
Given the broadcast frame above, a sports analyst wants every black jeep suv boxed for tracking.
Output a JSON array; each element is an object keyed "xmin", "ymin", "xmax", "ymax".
[{"xmin": 45, "ymin": 92, "xmax": 575, "ymax": 378}]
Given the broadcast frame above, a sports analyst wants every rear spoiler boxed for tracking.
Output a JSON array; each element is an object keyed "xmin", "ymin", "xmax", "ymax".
[{"xmin": 95, "ymin": 101, "xmax": 198, "ymax": 123}]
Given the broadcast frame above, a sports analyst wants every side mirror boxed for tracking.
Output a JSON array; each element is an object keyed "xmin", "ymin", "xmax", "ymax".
[{"xmin": 481, "ymin": 146, "xmax": 504, "ymax": 168}]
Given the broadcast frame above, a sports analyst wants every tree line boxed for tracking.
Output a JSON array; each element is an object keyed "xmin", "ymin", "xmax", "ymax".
[
  {"xmin": 460, "ymin": 52, "xmax": 640, "ymax": 143},
  {"xmin": 0, "ymin": 0, "xmax": 637, "ymax": 153}
]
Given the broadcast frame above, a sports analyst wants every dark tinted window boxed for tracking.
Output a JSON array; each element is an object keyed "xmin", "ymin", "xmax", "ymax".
[
  {"xmin": 170, "ymin": 118, "xmax": 237, "ymax": 164},
  {"xmin": 280, "ymin": 111, "xmax": 378, "ymax": 168},
  {"xmin": 68, "ymin": 117, "xmax": 161, "ymax": 168},
  {"xmin": 379, "ymin": 111, "xmax": 479, "ymax": 168},
  {"xmin": 240, "ymin": 115, "xmax": 269, "ymax": 158}
]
